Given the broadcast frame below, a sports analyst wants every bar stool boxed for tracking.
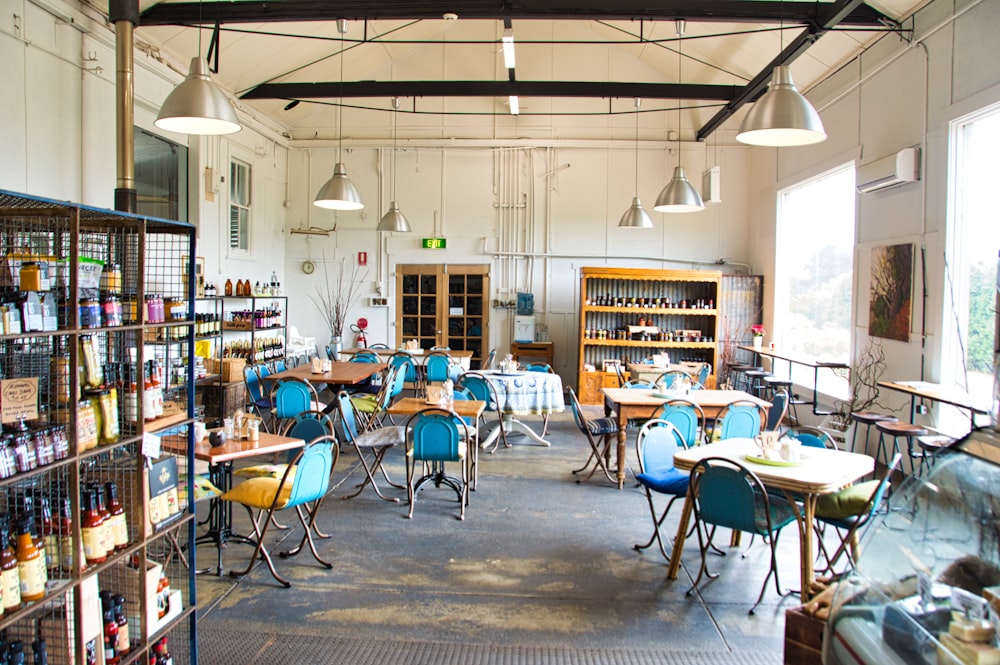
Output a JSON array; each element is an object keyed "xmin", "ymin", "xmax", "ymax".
[
  {"xmin": 744, "ymin": 369, "xmax": 772, "ymax": 398},
  {"xmin": 849, "ymin": 411, "xmax": 898, "ymax": 454},
  {"xmin": 874, "ymin": 421, "xmax": 928, "ymax": 477},
  {"xmin": 763, "ymin": 377, "xmax": 799, "ymax": 424},
  {"xmin": 725, "ymin": 363, "xmax": 753, "ymax": 390},
  {"xmin": 913, "ymin": 434, "xmax": 952, "ymax": 477}
]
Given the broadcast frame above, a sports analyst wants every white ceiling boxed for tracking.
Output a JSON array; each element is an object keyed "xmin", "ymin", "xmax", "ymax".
[{"xmin": 133, "ymin": 1, "xmax": 928, "ymax": 141}]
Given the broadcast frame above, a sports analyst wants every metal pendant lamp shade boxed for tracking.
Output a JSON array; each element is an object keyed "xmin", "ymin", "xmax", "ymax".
[
  {"xmin": 736, "ymin": 65, "xmax": 826, "ymax": 147},
  {"xmin": 314, "ymin": 163, "xmax": 364, "ymax": 210},
  {"xmin": 654, "ymin": 166, "xmax": 704, "ymax": 213},
  {"xmin": 155, "ymin": 57, "xmax": 241, "ymax": 135},
  {"xmin": 619, "ymin": 197, "xmax": 654, "ymax": 228},
  {"xmin": 377, "ymin": 201, "xmax": 412, "ymax": 232}
]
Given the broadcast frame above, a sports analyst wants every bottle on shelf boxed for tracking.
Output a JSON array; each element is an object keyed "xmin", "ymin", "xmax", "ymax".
[
  {"xmin": 15, "ymin": 515, "xmax": 46, "ymax": 602},
  {"xmin": 105, "ymin": 481, "xmax": 129, "ymax": 552},
  {"xmin": 152, "ymin": 637, "xmax": 173, "ymax": 665},
  {"xmin": 102, "ymin": 591, "xmax": 120, "ymax": 665},
  {"xmin": 32, "ymin": 639, "xmax": 48, "ymax": 665},
  {"xmin": 0, "ymin": 514, "xmax": 21, "ymax": 613},
  {"xmin": 6, "ymin": 640, "xmax": 24, "ymax": 665},
  {"xmin": 224, "ymin": 278, "xmax": 233, "ymax": 296},
  {"xmin": 112, "ymin": 593, "xmax": 130, "ymax": 655},
  {"xmin": 81, "ymin": 489, "xmax": 107, "ymax": 566}
]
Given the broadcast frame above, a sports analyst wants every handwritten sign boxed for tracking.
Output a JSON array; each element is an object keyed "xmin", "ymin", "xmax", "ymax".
[{"xmin": 1, "ymin": 378, "xmax": 38, "ymax": 424}]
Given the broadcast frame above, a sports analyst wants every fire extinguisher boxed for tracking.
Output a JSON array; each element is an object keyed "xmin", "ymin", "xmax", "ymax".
[{"xmin": 351, "ymin": 318, "xmax": 369, "ymax": 348}]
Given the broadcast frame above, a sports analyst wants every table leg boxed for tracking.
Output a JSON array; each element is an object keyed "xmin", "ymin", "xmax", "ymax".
[
  {"xmin": 615, "ymin": 426, "xmax": 627, "ymax": 490},
  {"xmin": 800, "ymin": 494, "xmax": 817, "ymax": 602},
  {"xmin": 667, "ymin": 489, "xmax": 694, "ymax": 580},
  {"xmin": 480, "ymin": 415, "xmax": 550, "ymax": 447}
]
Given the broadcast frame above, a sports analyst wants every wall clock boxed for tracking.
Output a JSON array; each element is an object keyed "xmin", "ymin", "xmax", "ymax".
[{"xmin": 301, "ymin": 260, "xmax": 315, "ymax": 274}]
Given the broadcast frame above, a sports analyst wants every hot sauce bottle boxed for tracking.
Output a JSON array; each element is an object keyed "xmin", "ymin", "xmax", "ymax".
[
  {"xmin": 105, "ymin": 482, "xmax": 129, "ymax": 552},
  {"xmin": 113, "ymin": 593, "xmax": 130, "ymax": 655},
  {"xmin": 0, "ymin": 515, "xmax": 21, "ymax": 612},
  {"xmin": 101, "ymin": 591, "xmax": 120, "ymax": 665},
  {"xmin": 81, "ymin": 490, "xmax": 107, "ymax": 566},
  {"xmin": 15, "ymin": 516, "xmax": 45, "ymax": 602}
]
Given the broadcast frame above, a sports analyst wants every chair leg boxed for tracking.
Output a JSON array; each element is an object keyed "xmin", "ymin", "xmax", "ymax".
[
  {"xmin": 343, "ymin": 445, "xmax": 402, "ymax": 502},
  {"xmin": 572, "ymin": 433, "xmax": 617, "ymax": 483},
  {"xmin": 633, "ymin": 492, "xmax": 679, "ymax": 561},
  {"xmin": 229, "ymin": 505, "xmax": 292, "ymax": 588},
  {"xmin": 279, "ymin": 504, "xmax": 334, "ymax": 570}
]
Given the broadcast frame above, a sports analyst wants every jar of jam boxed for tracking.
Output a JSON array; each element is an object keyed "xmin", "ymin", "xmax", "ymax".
[
  {"xmin": 100, "ymin": 264, "xmax": 122, "ymax": 295},
  {"xmin": 0, "ymin": 435, "xmax": 16, "ymax": 479},
  {"xmin": 50, "ymin": 355, "xmax": 71, "ymax": 405},
  {"xmin": 101, "ymin": 297, "xmax": 122, "ymax": 328},
  {"xmin": 79, "ymin": 298, "xmax": 101, "ymax": 329},
  {"xmin": 19, "ymin": 262, "xmax": 43, "ymax": 291}
]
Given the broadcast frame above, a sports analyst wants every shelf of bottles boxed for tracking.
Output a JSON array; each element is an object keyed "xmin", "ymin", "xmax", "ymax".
[
  {"xmin": 219, "ymin": 294, "xmax": 286, "ymax": 366},
  {"xmin": 578, "ymin": 267, "xmax": 721, "ymax": 396},
  {"xmin": 0, "ymin": 190, "xmax": 197, "ymax": 665}
]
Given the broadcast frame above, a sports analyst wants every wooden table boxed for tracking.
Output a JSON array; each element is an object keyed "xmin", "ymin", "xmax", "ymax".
[
  {"xmin": 738, "ymin": 344, "xmax": 848, "ymax": 416},
  {"xmin": 162, "ymin": 430, "xmax": 305, "ymax": 575},
  {"xmin": 667, "ymin": 437, "xmax": 874, "ymax": 602},
  {"xmin": 601, "ymin": 388, "xmax": 771, "ymax": 489},
  {"xmin": 267, "ymin": 361, "xmax": 387, "ymax": 387},
  {"xmin": 878, "ymin": 380, "xmax": 989, "ymax": 429}
]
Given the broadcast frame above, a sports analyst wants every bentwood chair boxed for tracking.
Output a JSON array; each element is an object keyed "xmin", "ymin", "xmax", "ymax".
[
  {"xmin": 814, "ymin": 453, "xmax": 901, "ymax": 575},
  {"xmin": 405, "ymin": 408, "xmax": 471, "ymax": 520},
  {"xmin": 686, "ymin": 456, "xmax": 797, "ymax": 614},
  {"xmin": 652, "ymin": 399, "xmax": 707, "ymax": 448},
  {"xmin": 456, "ymin": 372, "xmax": 508, "ymax": 453},
  {"xmin": 336, "ymin": 391, "xmax": 405, "ymax": 502},
  {"xmin": 222, "ymin": 434, "xmax": 340, "ymax": 587},
  {"xmin": 633, "ymin": 419, "xmax": 690, "ymax": 561},
  {"xmin": 566, "ymin": 387, "xmax": 620, "ymax": 485}
]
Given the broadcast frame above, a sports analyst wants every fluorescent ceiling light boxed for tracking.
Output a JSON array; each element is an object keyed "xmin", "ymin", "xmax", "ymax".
[
  {"xmin": 502, "ymin": 28, "xmax": 515, "ymax": 69},
  {"xmin": 509, "ymin": 95, "xmax": 519, "ymax": 115}
]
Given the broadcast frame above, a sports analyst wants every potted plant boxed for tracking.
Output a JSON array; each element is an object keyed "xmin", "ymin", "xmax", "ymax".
[
  {"xmin": 309, "ymin": 255, "xmax": 367, "ymax": 359},
  {"xmin": 751, "ymin": 324, "xmax": 766, "ymax": 350}
]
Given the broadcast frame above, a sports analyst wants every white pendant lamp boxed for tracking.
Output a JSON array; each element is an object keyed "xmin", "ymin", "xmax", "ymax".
[
  {"xmin": 619, "ymin": 98, "xmax": 654, "ymax": 229},
  {"xmin": 736, "ymin": 65, "xmax": 826, "ymax": 146},
  {"xmin": 377, "ymin": 98, "xmax": 412, "ymax": 232},
  {"xmin": 314, "ymin": 19, "xmax": 365, "ymax": 211},
  {"xmin": 155, "ymin": 11, "xmax": 241, "ymax": 137},
  {"xmin": 654, "ymin": 20, "xmax": 704, "ymax": 214}
]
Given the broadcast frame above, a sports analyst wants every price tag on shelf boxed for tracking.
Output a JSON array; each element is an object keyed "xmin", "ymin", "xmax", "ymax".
[{"xmin": 142, "ymin": 432, "xmax": 161, "ymax": 459}]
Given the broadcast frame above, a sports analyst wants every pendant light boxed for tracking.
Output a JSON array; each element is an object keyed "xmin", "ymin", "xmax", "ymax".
[
  {"xmin": 377, "ymin": 98, "xmax": 412, "ymax": 232},
  {"xmin": 618, "ymin": 98, "xmax": 654, "ymax": 229},
  {"xmin": 736, "ymin": 3, "xmax": 826, "ymax": 147},
  {"xmin": 155, "ymin": 5, "xmax": 240, "ymax": 135},
  {"xmin": 314, "ymin": 19, "xmax": 364, "ymax": 211},
  {"xmin": 654, "ymin": 20, "xmax": 704, "ymax": 214}
]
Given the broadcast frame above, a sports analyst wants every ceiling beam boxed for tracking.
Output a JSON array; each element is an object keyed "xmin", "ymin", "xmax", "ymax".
[
  {"xmin": 139, "ymin": 0, "xmax": 892, "ymax": 27},
  {"xmin": 240, "ymin": 80, "xmax": 743, "ymax": 102},
  {"xmin": 696, "ymin": 0, "xmax": 871, "ymax": 140}
]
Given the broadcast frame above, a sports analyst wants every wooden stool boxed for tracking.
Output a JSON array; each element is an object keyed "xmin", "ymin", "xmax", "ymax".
[
  {"xmin": 875, "ymin": 421, "xmax": 928, "ymax": 477},
  {"xmin": 914, "ymin": 434, "xmax": 952, "ymax": 477},
  {"xmin": 850, "ymin": 411, "xmax": 898, "ymax": 454}
]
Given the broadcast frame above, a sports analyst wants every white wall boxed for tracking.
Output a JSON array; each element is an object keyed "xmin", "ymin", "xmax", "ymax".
[{"xmin": 747, "ymin": 0, "xmax": 1000, "ymax": 444}]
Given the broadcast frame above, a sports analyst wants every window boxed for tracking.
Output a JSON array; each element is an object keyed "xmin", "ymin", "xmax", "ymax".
[
  {"xmin": 775, "ymin": 164, "xmax": 855, "ymax": 398},
  {"xmin": 942, "ymin": 104, "xmax": 1000, "ymax": 431},
  {"xmin": 135, "ymin": 129, "xmax": 188, "ymax": 222},
  {"xmin": 229, "ymin": 159, "xmax": 252, "ymax": 254}
]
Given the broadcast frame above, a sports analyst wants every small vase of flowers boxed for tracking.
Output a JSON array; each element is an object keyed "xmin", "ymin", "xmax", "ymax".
[{"xmin": 751, "ymin": 324, "xmax": 765, "ymax": 349}]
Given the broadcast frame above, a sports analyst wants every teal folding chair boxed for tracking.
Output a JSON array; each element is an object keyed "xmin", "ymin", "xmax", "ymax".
[
  {"xmin": 336, "ymin": 391, "xmax": 405, "ymax": 502},
  {"xmin": 633, "ymin": 419, "xmax": 690, "ymax": 561},
  {"xmin": 709, "ymin": 400, "xmax": 767, "ymax": 441},
  {"xmin": 222, "ymin": 434, "xmax": 340, "ymax": 587},
  {"xmin": 653, "ymin": 398, "xmax": 707, "ymax": 448},
  {"xmin": 244, "ymin": 365, "xmax": 274, "ymax": 433},
  {"xmin": 687, "ymin": 456, "xmax": 797, "ymax": 614},
  {"xmin": 456, "ymin": 372, "xmax": 508, "ymax": 453}
]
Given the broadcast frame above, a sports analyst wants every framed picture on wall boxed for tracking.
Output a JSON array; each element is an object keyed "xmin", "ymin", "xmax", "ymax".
[{"xmin": 869, "ymin": 243, "xmax": 913, "ymax": 342}]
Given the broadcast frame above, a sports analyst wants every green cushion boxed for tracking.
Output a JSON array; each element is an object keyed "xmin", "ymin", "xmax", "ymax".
[
  {"xmin": 234, "ymin": 464, "xmax": 292, "ymax": 479},
  {"xmin": 221, "ymin": 477, "xmax": 292, "ymax": 509},
  {"xmin": 815, "ymin": 480, "xmax": 880, "ymax": 519}
]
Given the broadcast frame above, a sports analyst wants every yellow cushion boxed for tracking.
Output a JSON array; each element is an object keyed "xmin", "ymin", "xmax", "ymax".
[
  {"xmin": 221, "ymin": 477, "xmax": 293, "ymax": 509},
  {"xmin": 234, "ymin": 464, "xmax": 293, "ymax": 479},
  {"xmin": 815, "ymin": 480, "xmax": 880, "ymax": 519}
]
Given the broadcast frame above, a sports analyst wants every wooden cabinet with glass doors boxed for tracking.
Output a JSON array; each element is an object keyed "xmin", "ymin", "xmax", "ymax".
[
  {"xmin": 577, "ymin": 267, "xmax": 721, "ymax": 404},
  {"xmin": 396, "ymin": 265, "xmax": 489, "ymax": 368}
]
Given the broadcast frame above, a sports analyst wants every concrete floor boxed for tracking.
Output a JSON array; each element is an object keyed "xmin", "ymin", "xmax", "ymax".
[{"xmin": 192, "ymin": 413, "xmax": 801, "ymax": 664}]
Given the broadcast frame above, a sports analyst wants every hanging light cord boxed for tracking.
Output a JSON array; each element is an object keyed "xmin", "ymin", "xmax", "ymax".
[
  {"xmin": 338, "ymin": 22, "xmax": 346, "ymax": 163},
  {"xmin": 676, "ymin": 20, "xmax": 683, "ymax": 154},
  {"xmin": 391, "ymin": 97, "xmax": 398, "ymax": 200},
  {"xmin": 634, "ymin": 98, "xmax": 640, "ymax": 195}
]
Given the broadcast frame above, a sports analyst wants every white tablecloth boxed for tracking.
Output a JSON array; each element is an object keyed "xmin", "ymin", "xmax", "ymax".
[{"xmin": 479, "ymin": 370, "xmax": 565, "ymax": 415}]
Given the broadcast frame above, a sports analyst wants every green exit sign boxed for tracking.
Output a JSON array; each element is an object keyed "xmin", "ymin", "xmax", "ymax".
[{"xmin": 422, "ymin": 238, "xmax": 447, "ymax": 249}]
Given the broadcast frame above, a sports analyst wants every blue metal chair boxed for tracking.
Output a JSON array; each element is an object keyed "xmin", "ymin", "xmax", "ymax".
[
  {"xmin": 388, "ymin": 352, "xmax": 419, "ymax": 397},
  {"xmin": 456, "ymin": 372, "xmax": 508, "ymax": 453},
  {"xmin": 223, "ymin": 434, "xmax": 340, "ymax": 587},
  {"xmin": 633, "ymin": 419, "xmax": 690, "ymax": 561},
  {"xmin": 424, "ymin": 351, "xmax": 453, "ymax": 385},
  {"xmin": 654, "ymin": 370, "xmax": 691, "ymax": 393},
  {"xmin": 814, "ymin": 453, "xmax": 901, "ymax": 575},
  {"xmin": 271, "ymin": 378, "xmax": 324, "ymax": 432},
  {"xmin": 405, "ymin": 408, "xmax": 470, "ymax": 520},
  {"xmin": 623, "ymin": 380, "xmax": 655, "ymax": 389},
  {"xmin": 566, "ymin": 387, "xmax": 620, "ymax": 485},
  {"xmin": 244, "ymin": 365, "xmax": 274, "ymax": 433},
  {"xmin": 525, "ymin": 362, "xmax": 553, "ymax": 373},
  {"xmin": 783, "ymin": 426, "xmax": 836, "ymax": 449},
  {"xmin": 711, "ymin": 400, "xmax": 767, "ymax": 441},
  {"xmin": 653, "ymin": 399, "xmax": 707, "ymax": 448},
  {"xmin": 764, "ymin": 390, "xmax": 789, "ymax": 432},
  {"xmin": 336, "ymin": 391, "xmax": 405, "ymax": 502},
  {"xmin": 696, "ymin": 363, "xmax": 711, "ymax": 388},
  {"xmin": 686, "ymin": 456, "xmax": 797, "ymax": 614}
]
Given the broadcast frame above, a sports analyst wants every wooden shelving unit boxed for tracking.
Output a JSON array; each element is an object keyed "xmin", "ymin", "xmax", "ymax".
[{"xmin": 577, "ymin": 267, "xmax": 721, "ymax": 403}]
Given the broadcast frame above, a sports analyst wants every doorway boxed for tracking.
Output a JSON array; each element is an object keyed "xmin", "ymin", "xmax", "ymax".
[{"xmin": 396, "ymin": 264, "xmax": 490, "ymax": 368}]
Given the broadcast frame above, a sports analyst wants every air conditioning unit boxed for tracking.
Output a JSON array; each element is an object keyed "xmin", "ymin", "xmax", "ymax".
[{"xmin": 856, "ymin": 147, "xmax": 920, "ymax": 193}]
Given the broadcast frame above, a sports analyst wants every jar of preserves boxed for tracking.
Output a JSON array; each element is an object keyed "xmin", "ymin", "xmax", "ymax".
[
  {"xmin": 0, "ymin": 435, "xmax": 17, "ymax": 479},
  {"xmin": 101, "ymin": 297, "xmax": 122, "ymax": 328},
  {"xmin": 19, "ymin": 262, "xmax": 42, "ymax": 292},
  {"xmin": 79, "ymin": 298, "xmax": 101, "ymax": 329},
  {"xmin": 100, "ymin": 264, "xmax": 122, "ymax": 295},
  {"xmin": 76, "ymin": 400, "xmax": 99, "ymax": 453}
]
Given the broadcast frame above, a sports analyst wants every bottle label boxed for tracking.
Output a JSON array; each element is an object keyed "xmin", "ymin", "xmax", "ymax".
[
  {"xmin": 118, "ymin": 622, "xmax": 130, "ymax": 653},
  {"xmin": 110, "ymin": 513, "xmax": 129, "ymax": 548},
  {"xmin": 60, "ymin": 535, "xmax": 75, "ymax": 571},
  {"xmin": 2, "ymin": 566, "xmax": 21, "ymax": 608},
  {"xmin": 18, "ymin": 555, "xmax": 45, "ymax": 598},
  {"xmin": 82, "ymin": 526, "xmax": 105, "ymax": 561},
  {"xmin": 44, "ymin": 535, "xmax": 60, "ymax": 571}
]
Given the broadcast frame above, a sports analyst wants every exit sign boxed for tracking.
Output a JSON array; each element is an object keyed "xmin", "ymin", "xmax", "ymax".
[{"xmin": 422, "ymin": 238, "xmax": 447, "ymax": 249}]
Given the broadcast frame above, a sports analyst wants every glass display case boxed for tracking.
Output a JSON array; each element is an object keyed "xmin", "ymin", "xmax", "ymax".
[{"xmin": 825, "ymin": 426, "xmax": 1000, "ymax": 665}]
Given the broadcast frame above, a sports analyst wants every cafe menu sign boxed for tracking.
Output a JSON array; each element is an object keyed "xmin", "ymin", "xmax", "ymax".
[{"xmin": 1, "ymin": 377, "xmax": 39, "ymax": 423}]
